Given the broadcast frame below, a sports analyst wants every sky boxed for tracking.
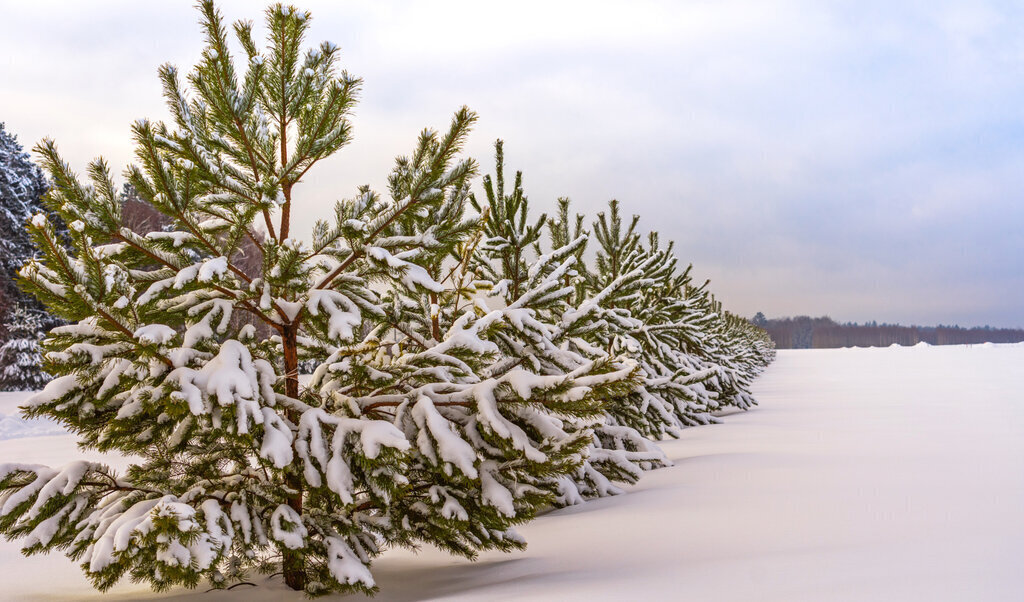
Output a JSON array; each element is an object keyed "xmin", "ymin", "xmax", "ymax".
[{"xmin": 1, "ymin": 0, "xmax": 1022, "ymax": 328}]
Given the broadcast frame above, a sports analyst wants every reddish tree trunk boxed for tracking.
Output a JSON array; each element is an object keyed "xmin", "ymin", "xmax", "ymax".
[{"xmin": 281, "ymin": 325, "xmax": 305, "ymax": 591}]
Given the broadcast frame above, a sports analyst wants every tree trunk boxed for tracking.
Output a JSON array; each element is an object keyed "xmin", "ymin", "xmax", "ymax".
[
  {"xmin": 282, "ymin": 325, "xmax": 305, "ymax": 591},
  {"xmin": 429, "ymin": 292, "xmax": 442, "ymax": 341}
]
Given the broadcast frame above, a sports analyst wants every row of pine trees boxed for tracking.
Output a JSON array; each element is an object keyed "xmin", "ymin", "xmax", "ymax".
[{"xmin": 0, "ymin": 2, "xmax": 773, "ymax": 596}]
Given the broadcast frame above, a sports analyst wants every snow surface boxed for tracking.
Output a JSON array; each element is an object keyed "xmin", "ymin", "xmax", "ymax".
[
  {"xmin": 2, "ymin": 344, "xmax": 1024, "ymax": 600},
  {"xmin": 0, "ymin": 392, "xmax": 66, "ymax": 440}
]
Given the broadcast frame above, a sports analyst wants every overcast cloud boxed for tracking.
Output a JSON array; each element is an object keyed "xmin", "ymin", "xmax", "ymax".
[{"xmin": 2, "ymin": 0, "xmax": 1022, "ymax": 327}]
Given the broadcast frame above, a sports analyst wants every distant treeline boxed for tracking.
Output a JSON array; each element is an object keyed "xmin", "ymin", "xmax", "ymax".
[{"xmin": 751, "ymin": 314, "xmax": 1024, "ymax": 349}]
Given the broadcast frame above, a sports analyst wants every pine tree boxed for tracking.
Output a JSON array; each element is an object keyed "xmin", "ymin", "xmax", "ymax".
[
  {"xmin": 469, "ymin": 146, "xmax": 665, "ymax": 504},
  {"xmin": 688, "ymin": 296, "xmax": 773, "ymax": 410},
  {"xmin": 6, "ymin": 2, "xmax": 419, "ymax": 595},
  {"xmin": 468, "ymin": 140, "xmax": 548, "ymax": 303},
  {"xmin": 539, "ymin": 196, "xmax": 772, "ymax": 498},
  {"xmin": 1, "ymin": 122, "xmax": 49, "ymax": 303},
  {"xmin": 0, "ymin": 304, "xmax": 49, "ymax": 391},
  {"xmin": 0, "ymin": 122, "xmax": 64, "ymax": 334},
  {"xmin": 627, "ymin": 233, "xmax": 722, "ymax": 427},
  {"xmin": 335, "ymin": 138, "xmax": 639, "ymax": 557}
]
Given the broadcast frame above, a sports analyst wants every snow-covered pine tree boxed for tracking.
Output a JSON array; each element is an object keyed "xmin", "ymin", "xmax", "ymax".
[
  {"xmin": 626, "ymin": 231, "xmax": 723, "ymax": 427},
  {"xmin": 1, "ymin": 123, "xmax": 49, "ymax": 307},
  {"xmin": 4, "ymin": 2, "xmax": 462, "ymax": 595},
  {"xmin": 683, "ymin": 290, "xmax": 771, "ymax": 410},
  {"xmin": 0, "ymin": 304, "xmax": 50, "ymax": 391},
  {"xmin": 0, "ymin": 122, "xmax": 64, "ymax": 337},
  {"xmin": 545, "ymin": 196, "xmax": 587, "ymax": 300},
  {"xmin": 580, "ymin": 199, "xmax": 773, "ymax": 425},
  {"xmin": 539, "ymin": 197, "xmax": 774, "ymax": 499},
  {"xmin": 720, "ymin": 310, "xmax": 775, "ymax": 388},
  {"xmin": 326, "ymin": 136, "xmax": 639, "ymax": 555},
  {"xmin": 583, "ymin": 201, "xmax": 693, "ymax": 438},
  {"xmin": 468, "ymin": 140, "xmax": 548, "ymax": 302},
  {"xmin": 743, "ymin": 313, "xmax": 776, "ymax": 367},
  {"xmin": 467, "ymin": 145, "xmax": 664, "ymax": 505}
]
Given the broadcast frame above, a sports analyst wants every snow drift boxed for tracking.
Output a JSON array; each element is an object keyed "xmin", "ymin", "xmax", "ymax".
[{"xmin": 1, "ymin": 343, "xmax": 1022, "ymax": 600}]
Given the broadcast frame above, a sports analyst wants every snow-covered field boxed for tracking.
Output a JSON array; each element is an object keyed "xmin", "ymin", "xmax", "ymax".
[{"xmin": 2, "ymin": 343, "xmax": 1023, "ymax": 601}]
